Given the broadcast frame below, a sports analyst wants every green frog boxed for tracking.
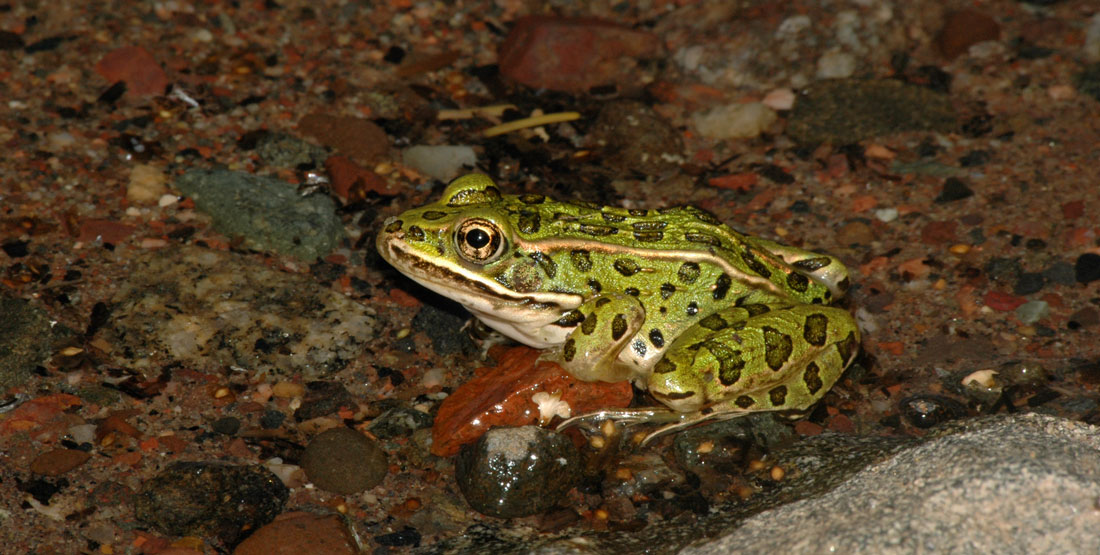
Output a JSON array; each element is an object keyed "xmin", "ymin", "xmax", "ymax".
[{"xmin": 377, "ymin": 174, "xmax": 860, "ymax": 443}]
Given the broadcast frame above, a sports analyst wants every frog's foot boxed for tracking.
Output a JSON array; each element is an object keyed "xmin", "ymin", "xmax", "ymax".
[{"xmin": 556, "ymin": 408, "xmax": 751, "ymax": 448}]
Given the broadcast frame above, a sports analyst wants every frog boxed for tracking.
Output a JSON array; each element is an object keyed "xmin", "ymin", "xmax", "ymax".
[{"xmin": 376, "ymin": 174, "xmax": 860, "ymax": 443}]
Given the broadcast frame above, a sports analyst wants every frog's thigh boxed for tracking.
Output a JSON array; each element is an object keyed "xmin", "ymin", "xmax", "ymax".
[
  {"xmin": 648, "ymin": 305, "xmax": 859, "ymax": 413},
  {"xmin": 558, "ymin": 293, "xmax": 644, "ymax": 383}
]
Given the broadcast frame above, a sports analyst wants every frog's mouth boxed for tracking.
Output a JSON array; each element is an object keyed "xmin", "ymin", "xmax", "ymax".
[{"xmin": 377, "ymin": 230, "xmax": 582, "ymax": 348}]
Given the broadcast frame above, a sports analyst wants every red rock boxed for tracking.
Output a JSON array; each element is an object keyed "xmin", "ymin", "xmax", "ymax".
[
  {"xmin": 936, "ymin": 10, "xmax": 1000, "ymax": 60},
  {"xmin": 920, "ymin": 220, "xmax": 957, "ymax": 245},
  {"xmin": 1062, "ymin": 200, "xmax": 1084, "ymax": 220},
  {"xmin": 708, "ymin": 173, "xmax": 758, "ymax": 192},
  {"xmin": 431, "ymin": 346, "xmax": 633, "ymax": 457},
  {"xmin": 234, "ymin": 512, "xmax": 357, "ymax": 555},
  {"xmin": 324, "ymin": 155, "xmax": 398, "ymax": 200},
  {"xmin": 78, "ymin": 219, "xmax": 136, "ymax": 244},
  {"xmin": 0, "ymin": 394, "xmax": 82, "ymax": 436},
  {"xmin": 499, "ymin": 16, "xmax": 661, "ymax": 92},
  {"xmin": 297, "ymin": 113, "xmax": 389, "ymax": 164},
  {"xmin": 95, "ymin": 410, "xmax": 144, "ymax": 442},
  {"xmin": 30, "ymin": 448, "xmax": 92, "ymax": 476},
  {"xmin": 94, "ymin": 46, "xmax": 170, "ymax": 96},
  {"xmin": 983, "ymin": 291, "xmax": 1027, "ymax": 311}
]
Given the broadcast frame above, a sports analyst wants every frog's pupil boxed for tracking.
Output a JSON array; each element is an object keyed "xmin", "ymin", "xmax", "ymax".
[{"xmin": 467, "ymin": 228, "xmax": 491, "ymax": 248}]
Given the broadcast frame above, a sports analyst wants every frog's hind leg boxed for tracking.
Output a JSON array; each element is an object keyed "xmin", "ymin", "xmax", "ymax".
[
  {"xmin": 555, "ymin": 407, "xmax": 751, "ymax": 448},
  {"xmin": 648, "ymin": 303, "xmax": 861, "ymax": 418}
]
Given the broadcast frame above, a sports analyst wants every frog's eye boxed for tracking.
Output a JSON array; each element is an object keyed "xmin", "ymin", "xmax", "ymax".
[{"xmin": 455, "ymin": 218, "xmax": 505, "ymax": 264}]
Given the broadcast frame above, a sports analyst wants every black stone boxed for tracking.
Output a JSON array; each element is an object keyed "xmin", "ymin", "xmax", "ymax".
[
  {"xmin": 1, "ymin": 240, "xmax": 29, "ymax": 257},
  {"xmin": 259, "ymin": 410, "xmax": 286, "ymax": 429},
  {"xmin": 934, "ymin": 177, "xmax": 973, "ymax": 203},
  {"xmin": 1013, "ymin": 272, "xmax": 1045, "ymax": 296},
  {"xmin": 899, "ymin": 395, "xmax": 966, "ymax": 429},
  {"xmin": 1075, "ymin": 253, "xmax": 1100, "ymax": 284},
  {"xmin": 958, "ymin": 150, "xmax": 990, "ymax": 167},
  {"xmin": 211, "ymin": 417, "xmax": 241, "ymax": 436}
]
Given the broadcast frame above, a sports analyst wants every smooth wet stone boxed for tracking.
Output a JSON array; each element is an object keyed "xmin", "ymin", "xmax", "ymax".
[{"xmin": 455, "ymin": 426, "xmax": 580, "ymax": 518}]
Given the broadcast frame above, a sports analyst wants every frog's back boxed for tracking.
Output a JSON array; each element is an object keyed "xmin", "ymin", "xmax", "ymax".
[{"xmin": 498, "ymin": 194, "xmax": 840, "ymax": 307}]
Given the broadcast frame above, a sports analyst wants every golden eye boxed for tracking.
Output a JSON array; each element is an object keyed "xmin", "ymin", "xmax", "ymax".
[{"xmin": 455, "ymin": 218, "xmax": 504, "ymax": 263}]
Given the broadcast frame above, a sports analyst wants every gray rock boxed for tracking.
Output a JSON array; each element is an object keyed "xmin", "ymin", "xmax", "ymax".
[
  {"xmin": 685, "ymin": 414, "xmax": 1100, "ymax": 554},
  {"xmin": 99, "ymin": 245, "xmax": 376, "ymax": 378},
  {"xmin": 786, "ymin": 79, "xmax": 957, "ymax": 145},
  {"xmin": 255, "ymin": 132, "xmax": 329, "ymax": 169},
  {"xmin": 0, "ymin": 293, "xmax": 75, "ymax": 390},
  {"xmin": 175, "ymin": 168, "xmax": 344, "ymax": 260}
]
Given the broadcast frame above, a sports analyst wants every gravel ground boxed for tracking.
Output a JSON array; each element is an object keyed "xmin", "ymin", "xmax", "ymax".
[{"xmin": 2, "ymin": 0, "xmax": 1099, "ymax": 553}]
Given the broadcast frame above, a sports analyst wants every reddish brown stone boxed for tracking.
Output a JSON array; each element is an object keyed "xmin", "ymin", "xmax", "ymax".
[
  {"xmin": 297, "ymin": 113, "xmax": 389, "ymax": 164},
  {"xmin": 431, "ymin": 346, "xmax": 633, "ymax": 457},
  {"xmin": 1062, "ymin": 200, "xmax": 1084, "ymax": 220},
  {"xmin": 499, "ymin": 16, "xmax": 661, "ymax": 92},
  {"xmin": 920, "ymin": 220, "xmax": 957, "ymax": 245},
  {"xmin": 324, "ymin": 155, "xmax": 398, "ymax": 200},
  {"xmin": 30, "ymin": 448, "xmax": 91, "ymax": 476},
  {"xmin": 95, "ymin": 410, "xmax": 144, "ymax": 442},
  {"xmin": 94, "ymin": 46, "xmax": 169, "ymax": 96},
  {"xmin": 234, "ymin": 512, "xmax": 357, "ymax": 555},
  {"xmin": 78, "ymin": 219, "xmax": 136, "ymax": 244},
  {"xmin": 936, "ymin": 10, "xmax": 1000, "ymax": 60},
  {"xmin": 983, "ymin": 291, "xmax": 1027, "ymax": 311}
]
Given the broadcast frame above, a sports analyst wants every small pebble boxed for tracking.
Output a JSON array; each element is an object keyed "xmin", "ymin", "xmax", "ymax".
[
  {"xmin": 816, "ymin": 50, "xmax": 857, "ymax": 79},
  {"xmin": 30, "ymin": 448, "xmax": 91, "ymax": 476},
  {"xmin": 301, "ymin": 427, "xmax": 388, "ymax": 494},
  {"xmin": 1075, "ymin": 253, "xmax": 1100, "ymax": 283},
  {"xmin": 934, "ymin": 177, "xmax": 973, "ymax": 203},
  {"xmin": 47, "ymin": 131, "xmax": 77, "ymax": 150},
  {"xmin": 937, "ymin": 10, "xmax": 1000, "ymax": 60},
  {"xmin": 1015, "ymin": 300, "xmax": 1049, "ymax": 324},
  {"xmin": 762, "ymin": 88, "xmax": 795, "ymax": 111},
  {"xmin": 692, "ymin": 102, "xmax": 777, "ymax": 140},
  {"xmin": 127, "ymin": 164, "xmax": 168, "ymax": 204},
  {"xmin": 1013, "ymin": 272, "xmax": 1045, "ymax": 296},
  {"xmin": 899, "ymin": 395, "xmax": 966, "ymax": 429},
  {"xmin": 874, "ymin": 207, "xmax": 899, "ymax": 223},
  {"xmin": 212, "ymin": 416, "xmax": 240, "ymax": 436},
  {"xmin": 402, "ymin": 145, "xmax": 477, "ymax": 182}
]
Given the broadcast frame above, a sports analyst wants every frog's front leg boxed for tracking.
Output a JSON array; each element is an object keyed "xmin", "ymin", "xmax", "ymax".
[{"xmin": 544, "ymin": 293, "xmax": 646, "ymax": 383}]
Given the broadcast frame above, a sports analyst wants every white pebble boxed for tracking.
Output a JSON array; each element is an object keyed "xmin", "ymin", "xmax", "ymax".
[
  {"xmin": 403, "ymin": 145, "xmax": 477, "ymax": 181},
  {"xmin": 874, "ymin": 207, "xmax": 899, "ymax": 222},
  {"xmin": 127, "ymin": 164, "xmax": 168, "ymax": 204},
  {"xmin": 692, "ymin": 103, "xmax": 777, "ymax": 140}
]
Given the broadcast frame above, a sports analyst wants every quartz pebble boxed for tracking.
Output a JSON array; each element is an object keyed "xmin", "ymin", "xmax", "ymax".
[
  {"xmin": 402, "ymin": 145, "xmax": 477, "ymax": 182},
  {"xmin": 692, "ymin": 102, "xmax": 777, "ymax": 140}
]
